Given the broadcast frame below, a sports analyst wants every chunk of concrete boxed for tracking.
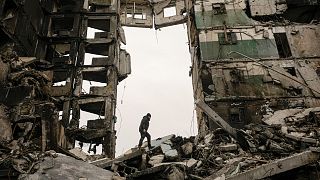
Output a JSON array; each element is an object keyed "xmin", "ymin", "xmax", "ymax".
[
  {"xmin": 140, "ymin": 153, "xmax": 148, "ymax": 170},
  {"xmin": 165, "ymin": 149, "xmax": 179, "ymax": 160},
  {"xmin": 152, "ymin": 135, "xmax": 175, "ymax": 147},
  {"xmin": 181, "ymin": 142, "xmax": 193, "ymax": 156},
  {"xmin": 141, "ymin": 134, "xmax": 175, "ymax": 149},
  {"xmin": 160, "ymin": 143, "xmax": 172, "ymax": 153},
  {"xmin": 215, "ymin": 157, "xmax": 223, "ymax": 164},
  {"xmin": 218, "ymin": 144, "xmax": 238, "ymax": 152},
  {"xmin": 91, "ymin": 148, "xmax": 142, "ymax": 168},
  {"xmin": 148, "ymin": 154, "xmax": 165, "ymax": 166},
  {"xmin": 160, "ymin": 143, "xmax": 178, "ymax": 160},
  {"xmin": 112, "ymin": 176, "xmax": 126, "ymax": 180},
  {"xmin": 167, "ymin": 166, "xmax": 185, "ymax": 180},
  {"xmin": 69, "ymin": 147, "xmax": 88, "ymax": 161},
  {"xmin": 185, "ymin": 158, "xmax": 198, "ymax": 168},
  {"xmin": 213, "ymin": 174, "xmax": 226, "ymax": 180},
  {"xmin": 196, "ymin": 161, "xmax": 202, "ymax": 168},
  {"xmin": 19, "ymin": 154, "xmax": 114, "ymax": 180},
  {"xmin": 204, "ymin": 133, "xmax": 214, "ymax": 145}
]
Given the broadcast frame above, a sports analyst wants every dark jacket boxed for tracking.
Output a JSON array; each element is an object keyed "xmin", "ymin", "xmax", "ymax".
[{"xmin": 139, "ymin": 115, "xmax": 150, "ymax": 132}]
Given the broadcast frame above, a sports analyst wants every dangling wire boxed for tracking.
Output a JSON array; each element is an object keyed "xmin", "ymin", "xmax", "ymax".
[
  {"xmin": 155, "ymin": 29, "xmax": 159, "ymax": 44},
  {"xmin": 190, "ymin": 104, "xmax": 196, "ymax": 136},
  {"xmin": 121, "ymin": 81, "xmax": 127, "ymax": 104},
  {"xmin": 116, "ymin": 106, "xmax": 124, "ymax": 135}
]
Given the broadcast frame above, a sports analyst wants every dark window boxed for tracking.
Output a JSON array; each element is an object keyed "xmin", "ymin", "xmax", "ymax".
[
  {"xmin": 212, "ymin": 3, "xmax": 226, "ymax": 15},
  {"xmin": 230, "ymin": 107, "xmax": 245, "ymax": 124},
  {"xmin": 230, "ymin": 69, "xmax": 245, "ymax": 83},
  {"xmin": 218, "ymin": 32, "xmax": 237, "ymax": 45},
  {"xmin": 52, "ymin": 17, "xmax": 74, "ymax": 32},
  {"xmin": 201, "ymin": 70, "xmax": 214, "ymax": 95},
  {"xmin": 274, "ymin": 33, "xmax": 292, "ymax": 58}
]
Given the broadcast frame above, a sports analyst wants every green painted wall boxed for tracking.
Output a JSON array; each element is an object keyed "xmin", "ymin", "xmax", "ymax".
[
  {"xmin": 199, "ymin": 39, "xmax": 279, "ymax": 60},
  {"xmin": 195, "ymin": 10, "xmax": 253, "ymax": 29}
]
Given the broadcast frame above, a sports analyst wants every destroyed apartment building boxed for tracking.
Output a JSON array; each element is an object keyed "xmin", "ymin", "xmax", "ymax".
[
  {"xmin": 1, "ymin": 0, "xmax": 320, "ymax": 179},
  {"xmin": 0, "ymin": 0, "xmax": 131, "ymax": 177}
]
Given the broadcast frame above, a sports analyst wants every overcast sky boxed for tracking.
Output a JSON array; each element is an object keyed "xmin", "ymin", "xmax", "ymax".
[{"xmin": 82, "ymin": 24, "xmax": 196, "ymax": 156}]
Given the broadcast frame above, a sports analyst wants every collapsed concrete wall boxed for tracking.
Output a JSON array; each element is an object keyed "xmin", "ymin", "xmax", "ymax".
[{"xmin": 120, "ymin": 0, "xmax": 188, "ymax": 29}]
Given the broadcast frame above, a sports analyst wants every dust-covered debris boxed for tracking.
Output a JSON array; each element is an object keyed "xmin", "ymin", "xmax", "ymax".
[
  {"xmin": 18, "ymin": 153, "xmax": 114, "ymax": 180},
  {"xmin": 100, "ymin": 106, "xmax": 320, "ymax": 179}
]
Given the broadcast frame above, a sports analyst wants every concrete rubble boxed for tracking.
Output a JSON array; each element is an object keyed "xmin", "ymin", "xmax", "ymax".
[
  {"xmin": 18, "ymin": 153, "xmax": 114, "ymax": 180},
  {"xmin": 89, "ymin": 106, "xmax": 320, "ymax": 179}
]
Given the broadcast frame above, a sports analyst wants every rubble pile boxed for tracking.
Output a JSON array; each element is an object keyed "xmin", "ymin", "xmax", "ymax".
[
  {"xmin": 0, "ymin": 36, "xmax": 117, "ymax": 179},
  {"xmin": 0, "ymin": 149, "xmax": 57, "ymax": 175},
  {"xmin": 243, "ymin": 124, "xmax": 297, "ymax": 157},
  {"xmin": 18, "ymin": 152, "xmax": 114, "ymax": 180},
  {"xmin": 0, "ymin": 43, "xmax": 59, "ymax": 178},
  {"xmin": 90, "ymin": 108, "xmax": 320, "ymax": 180},
  {"xmin": 263, "ymin": 107, "xmax": 320, "ymax": 141}
]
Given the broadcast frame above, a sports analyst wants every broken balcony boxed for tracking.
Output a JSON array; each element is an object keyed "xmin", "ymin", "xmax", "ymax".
[
  {"xmin": 47, "ymin": 14, "xmax": 81, "ymax": 38},
  {"xmin": 87, "ymin": 16, "xmax": 117, "ymax": 35},
  {"xmin": 154, "ymin": 0, "xmax": 187, "ymax": 29},
  {"xmin": 56, "ymin": 0, "xmax": 84, "ymax": 12},
  {"xmin": 48, "ymin": 69, "xmax": 73, "ymax": 97},
  {"xmin": 120, "ymin": 4, "xmax": 153, "ymax": 28},
  {"xmin": 82, "ymin": 67, "xmax": 108, "ymax": 83},
  {"xmin": 68, "ymin": 118, "xmax": 110, "ymax": 144},
  {"xmin": 68, "ymin": 128, "xmax": 108, "ymax": 144},
  {"xmin": 91, "ymin": 57, "xmax": 113, "ymax": 66},
  {"xmin": 89, "ymin": 86, "xmax": 113, "ymax": 96},
  {"xmin": 85, "ymin": 38, "xmax": 114, "ymax": 56},
  {"xmin": 78, "ymin": 97, "xmax": 109, "ymax": 115}
]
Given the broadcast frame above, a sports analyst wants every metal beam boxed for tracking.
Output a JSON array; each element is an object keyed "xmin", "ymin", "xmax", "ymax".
[
  {"xmin": 227, "ymin": 150, "xmax": 320, "ymax": 180},
  {"xmin": 195, "ymin": 99, "xmax": 237, "ymax": 137}
]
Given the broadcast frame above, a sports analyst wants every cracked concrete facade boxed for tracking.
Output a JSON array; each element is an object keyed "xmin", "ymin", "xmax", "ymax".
[
  {"xmin": 187, "ymin": 0, "xmax": 320, "ymax": 136},
  {"xmin": 0, "ymin": 0, "xmax": 131, "ymax": 163}
]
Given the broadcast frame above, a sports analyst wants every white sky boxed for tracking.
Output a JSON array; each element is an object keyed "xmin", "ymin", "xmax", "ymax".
[{"xmin": 83, "ymin": 24, "xmax": 197, "ymax": 156}]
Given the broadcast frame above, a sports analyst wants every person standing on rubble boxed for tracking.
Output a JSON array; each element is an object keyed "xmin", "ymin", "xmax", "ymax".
[{"xmin": 138, "ymin": 113, "xmax": 152, "ymax": 149}]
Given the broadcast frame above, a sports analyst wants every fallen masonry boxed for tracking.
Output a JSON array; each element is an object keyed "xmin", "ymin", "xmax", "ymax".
[
  {"xmin": 1, "ymin": 103, "xmax": 320, "ymax": 179},
  {"xmin": 84, "ymin": 104, "xmax": 320, "ymax": 179},
  {"xmin": 86, "ymin": 130, "xmax": 320, "ymax": 179}
]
